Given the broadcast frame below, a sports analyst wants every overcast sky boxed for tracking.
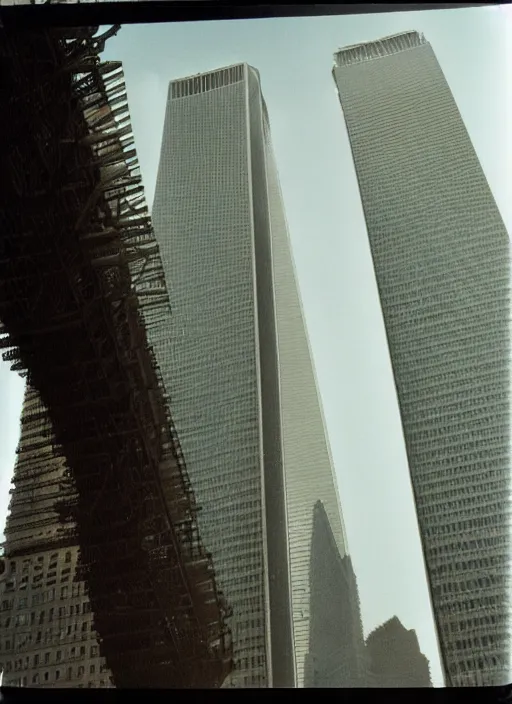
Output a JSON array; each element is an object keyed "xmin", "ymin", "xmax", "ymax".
[{"xmin": 1, "ymin": 4, "xmax": 511, "ymax": 689}]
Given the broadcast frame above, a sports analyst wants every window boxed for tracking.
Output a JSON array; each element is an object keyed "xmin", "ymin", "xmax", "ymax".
[
  {"xmin": 44, "ymin": 652, "xmax": 50, "ymax": 665},
  {"xmin": 47, "ymin": 589, "xmax": 55, "ymax": 602},
  {"xmin": 34, "ymin": 654, "xmax": 39, "ymax": 666},
  {"xmin": 67, "ymin": 667, "xmax": 73, "ymax": 680},
  {"xmin": 90, "ymin": 645, "xmax": 98, "ymax": 657},
  {"xmin": 65, "ymin": 552, "xmax": 71, "ymax": 564},
  {"xmin": 59, "ymin": 607, "xmax": 65, "ymax": 618},
  {"xmin": 32, "ymin": 673, "xmax": 39, "ymax": 684},
  {"xmin": 44, "ymin": 672, "xmax": 49, "ymax": 682},
  {"xmin": 78, "ymin": 666, "xmax": 85, "ymax": 677},
  {"xmin": 90, "ymin": 664, "xmax": 95, "ymax": 675},
  {"xmin": 72, "ymin": 584, "xmax": 80, "ymax": 598},
  {"xmin": 80, "ymin": 646, "xmax": 86, "ymax": 657},
  {"xmin": 56, "ymin": 651, "xmax": 62, "ymax": 662},
  {"xmin": 71, "ymin": 647, "xmax": 76, "ymax": 658},
  {"xmin": 39, "ymin": 611, "xmax": 45, "ymax": 625},
  {"xmin": 60, "ymin": 586, "xmax": 69, "ymax": 600},
  {"xmin": 81, "ymin": 622, "xmax": 88, "ymax": 632},
  {"xmin": 48, "ymin": 608, "xmax": 54, "ymax": 622},
  {"xmin": 55, "ymin": 670, "xmax": 60, "ymax": 681}
]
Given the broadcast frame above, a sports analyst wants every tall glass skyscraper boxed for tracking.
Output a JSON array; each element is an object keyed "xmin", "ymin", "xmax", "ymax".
[
  {"xmin": 150, "ymin": 63, "xmax": 347, "ymax": 688},
  {"xmin": 333, "ymin": 31, "xmax": 511, "ymax": 686}
]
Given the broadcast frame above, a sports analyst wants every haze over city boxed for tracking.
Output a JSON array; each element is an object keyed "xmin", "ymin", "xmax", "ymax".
[{"xmin": 0, "ymin": 2, "xmax": 511, "ymax": 689}]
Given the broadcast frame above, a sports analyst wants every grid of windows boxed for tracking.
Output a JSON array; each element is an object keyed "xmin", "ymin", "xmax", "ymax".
[
  {"xmin": 151, "ymin": 61, "xmax": 349, "ymax": 689},
  {"xmin": 0, "ymin": 545, "xmax": 112, "ymax": 688},
  {"xmin": 151, "ymin": 65, "xmax": 267, "ymax": 689},
  {"xmin": 333, "ymin": 31, "xmax": 511, "ymax": 686}
]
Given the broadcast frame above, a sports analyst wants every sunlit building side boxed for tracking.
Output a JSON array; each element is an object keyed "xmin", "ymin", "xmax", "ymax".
[{"xmin": 333, "ymin": 30, "xmax": 511, "ymax": 686}]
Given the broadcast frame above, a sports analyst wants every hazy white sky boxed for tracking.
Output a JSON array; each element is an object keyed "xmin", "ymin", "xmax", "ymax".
[{"xmin": 1, "ymin": 4, "xmax": 511, "ymax": 689}]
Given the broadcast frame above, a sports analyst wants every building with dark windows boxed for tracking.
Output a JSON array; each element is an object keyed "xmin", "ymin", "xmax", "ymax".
[
  {"xmin": 333, "ymin": 30, "xmax": 511, "ymax": 686},
  {"xmin": 0, "ymin": 391, "xmax": 113, "ymax": 690},
  {"xmin": 366, "ymin": 617, "xmax": 432, "ymax": 688},
  {"xmin": 304, "ymin": 501, "xmax": 367, "ymax": 688},
  {"xmin": 150, "ymin": 63, "xmax": 348, "ymax": 688}
]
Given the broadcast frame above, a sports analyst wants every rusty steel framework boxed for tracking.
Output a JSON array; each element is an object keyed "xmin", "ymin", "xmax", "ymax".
[{"xmin": 0, "ymin": 25, "xmax": 233, "ymax": 688}]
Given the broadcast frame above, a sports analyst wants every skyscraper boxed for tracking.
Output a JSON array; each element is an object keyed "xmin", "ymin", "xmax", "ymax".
[
  {"xmin": 333, "ymin": 30, "xmax": 510, "ymax": 686},
  {"xmin": 150, "ymin": 63, "xmax": 347, "ymax": 688}
]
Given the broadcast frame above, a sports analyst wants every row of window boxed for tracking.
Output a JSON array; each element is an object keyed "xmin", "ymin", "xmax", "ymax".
[
  {"xmin": 3, "ymin": 618, "xmax": 94, "ymax": 652},
  {"xmin": 4, "ymin": 663, "xmax": 109, "ymax": 684},
  {"xmin": 9, "ymin": 585, "xmax": 84, "ymax": 612},
  {"xmin": 442, "ymin": 614, "xmax": 499, "ymax": 634},
  {"xmin": 6, "ymin": 677, "xmax": 111, "ymax": 689},
  {"xmin": 449, "ymin": 654, "xmax": 501, "ymax": 675},
  {"xmin": 9, "ymin": 552, "xmax": 73, "ymax": 575},
  {"xmin": 10, "ymin": 601, "xmax": 88, "ymax": 629},
  {"xmin": 424, "ymin": 514, "xmax": 502, "ymax": 536},
  {"xmin": 2, "ymin": 636, "xmax": 98, "ymax": 659}
]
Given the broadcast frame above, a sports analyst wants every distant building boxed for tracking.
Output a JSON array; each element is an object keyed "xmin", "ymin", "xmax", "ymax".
[
  {"xmin": 333, "ymin": 30, "xmax": 511, "ymax": 686},
  {"xmin": 0, "ymin": 388, "xmax": 113, "ymax": 689},
  {"xmin": 366, "ymin": 617, "xmax": 432, "ymax": 688},
  {"xmin": 304, "ymin": 501, "xmax": 367, "ymax": 688}
]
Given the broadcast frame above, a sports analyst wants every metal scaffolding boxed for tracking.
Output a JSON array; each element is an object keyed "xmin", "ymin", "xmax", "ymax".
[{"xmin": 0, "ymin": 25, "xmax": 233, "ymax": 688}]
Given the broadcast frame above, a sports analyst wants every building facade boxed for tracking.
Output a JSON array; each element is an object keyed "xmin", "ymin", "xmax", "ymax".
[
  {"xmin": 0, "ymin": 388, "xmax": 113, "ymax": 689},
  {"xmin": 366, "ymin": 617, "xmax": 432, "ymax": 688},
  {"xmin": 333, "ymin": 30, "xmax": 511, "ymax": 686},
  {"xmin": 150, "ymin": 63, "xmax": 347, "ymax": 688}
]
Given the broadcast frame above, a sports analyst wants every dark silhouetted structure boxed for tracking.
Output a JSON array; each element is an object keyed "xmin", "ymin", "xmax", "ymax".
[{"xmin": 0, "ymin": 25, "xmax": 231, "ymax": 689}]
